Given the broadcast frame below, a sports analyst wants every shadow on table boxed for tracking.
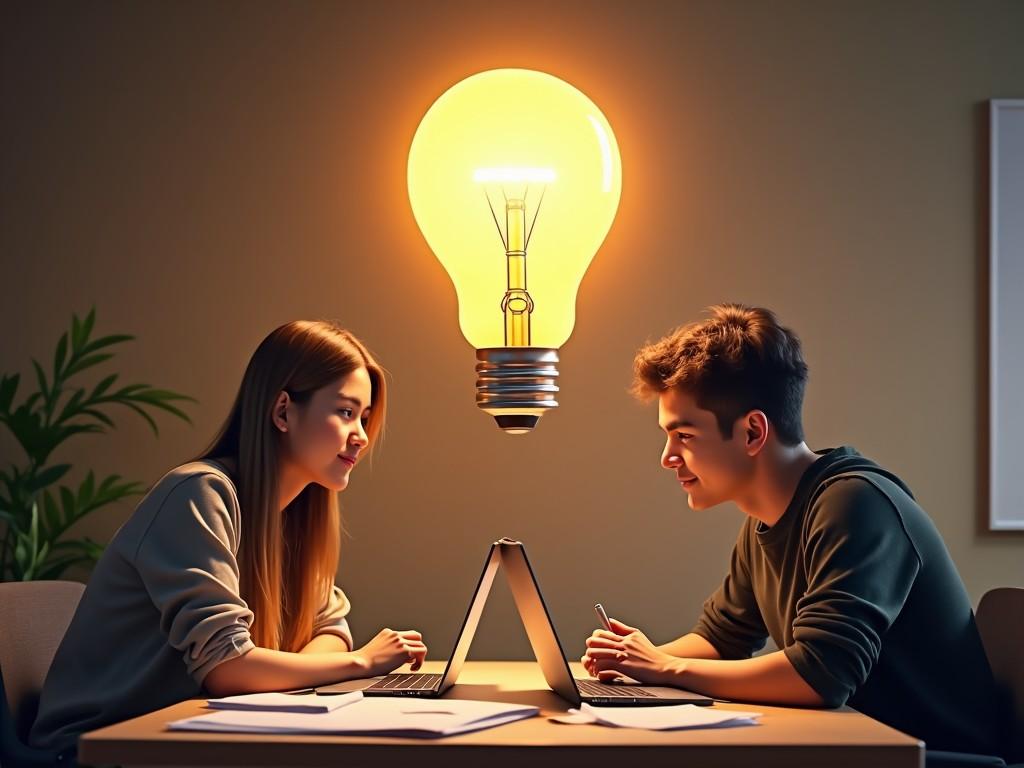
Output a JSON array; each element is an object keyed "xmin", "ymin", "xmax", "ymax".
[{"xmin": 443, "ymin": 683, "xmax": 570, "ymax": 714}]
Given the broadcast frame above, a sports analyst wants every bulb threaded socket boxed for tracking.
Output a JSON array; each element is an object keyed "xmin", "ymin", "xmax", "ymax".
[{"xmin": 475, "ymin": 347, "xmax": 559, "ymax": 434}]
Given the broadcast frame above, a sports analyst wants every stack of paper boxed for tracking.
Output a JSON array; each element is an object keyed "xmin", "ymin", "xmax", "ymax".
[
  {"xmin": 553, "ymin": 703, "xmax": 762, "ymax": 731},
  {"xmin": 206, "ymin": 691, "xmax": 362, "ymax": 714},
  {"xmin": 169, "ymin": 697, "xmax": 539, "ymax": 738}
]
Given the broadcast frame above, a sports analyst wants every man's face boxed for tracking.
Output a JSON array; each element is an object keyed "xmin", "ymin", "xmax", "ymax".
[{"xmin": 658, "ymin": 388, "xmax": 752, "ymax": 510}]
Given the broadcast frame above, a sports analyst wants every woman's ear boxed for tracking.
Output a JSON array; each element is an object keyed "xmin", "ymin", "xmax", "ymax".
[{"xmin": 272, "ymin": 391, "xmax": 291, "ymax": 433}]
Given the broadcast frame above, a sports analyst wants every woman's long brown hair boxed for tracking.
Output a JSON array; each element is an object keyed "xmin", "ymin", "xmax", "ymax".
[{"xmin": 199, "ymin": 321, "xmax": 387, "ymax": 652}]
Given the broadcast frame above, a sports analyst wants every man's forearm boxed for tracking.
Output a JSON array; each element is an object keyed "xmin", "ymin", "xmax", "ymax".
[
  {"xmin": 657, "ymin": 632, "xmax": 722, "ymax": 660},
  {"xmin": 666, "ymin": 649, "xmax": 827, "ymax": 707}
]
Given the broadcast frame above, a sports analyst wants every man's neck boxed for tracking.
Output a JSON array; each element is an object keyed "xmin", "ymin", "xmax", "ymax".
[{"xmin": 735, "ymin": 442, "xmax": 820, "ymax": 528}]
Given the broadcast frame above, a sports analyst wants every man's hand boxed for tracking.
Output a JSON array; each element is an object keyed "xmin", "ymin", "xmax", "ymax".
[
  {"xmin": 582, "ymin": 618, "xmax": 681, "ymax": 685},
  {"xmin": 351, "ymin": 628, "xmax": 427, "ymax": 676}
]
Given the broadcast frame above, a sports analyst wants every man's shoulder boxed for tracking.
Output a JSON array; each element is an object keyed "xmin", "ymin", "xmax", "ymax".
[
  {"xmin": 820, "ymin": 462, "xmax": 917, "ymax": 501},
  {"xmin": 800, "ymin": 472, "xmax": 924, "ymax": 565},
  {"xmin": 805, "ymin": 472, "xmax": 913, "ymax": 533}
]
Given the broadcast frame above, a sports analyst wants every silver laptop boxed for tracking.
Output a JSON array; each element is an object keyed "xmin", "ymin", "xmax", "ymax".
[
  {"xmin": 316, "ymin": 542, "xmax": 501, "ymax": 697},
  {"xmin": 498, "ymin": 537, "xmax": 714, "ymax": 707}
]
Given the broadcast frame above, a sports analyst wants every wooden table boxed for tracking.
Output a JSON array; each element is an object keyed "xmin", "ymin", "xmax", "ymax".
[{"xmin": 78, "ymin": 661, "xmax": 923, "ymax": 767}]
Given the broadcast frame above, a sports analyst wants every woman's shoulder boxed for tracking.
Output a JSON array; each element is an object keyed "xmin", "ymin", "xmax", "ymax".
[
  {"xmin": 147, "ymin": 460, "xmax": 241, "ymax": 516},
  {"xmin": 112, "ymin": 460, "xmax": 241, "ymax": 552},
  {"xmin": 152, "ymin": 459, "xmax": 238, "ymax": 498}
]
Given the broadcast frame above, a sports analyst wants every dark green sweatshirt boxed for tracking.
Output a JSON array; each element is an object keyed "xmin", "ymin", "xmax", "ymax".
[{"xmin": 693, "ymin": 446, "xmax": 999, "ymax": 756}]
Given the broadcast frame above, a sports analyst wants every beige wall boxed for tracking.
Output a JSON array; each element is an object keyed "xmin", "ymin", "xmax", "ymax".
[{"xmin": 1, "ymin": 0, "xmax": 1022, "ymax": 662}]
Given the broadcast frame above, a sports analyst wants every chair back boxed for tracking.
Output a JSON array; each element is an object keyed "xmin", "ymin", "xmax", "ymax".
[
  {"xmin": 0, "ymin": 580, "xmax": 85, "ymax": 741},
  {"xmin": 977, "ymin": 587, "xmax": 1024, "ymax": 763}
]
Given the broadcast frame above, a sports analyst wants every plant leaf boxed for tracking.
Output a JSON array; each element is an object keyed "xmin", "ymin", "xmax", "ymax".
[
  {"xmin": 59, "ymin": 485, "xmax": 76, "ymax": 523},
  {"xmin": 29, "ymin": 500, "xmax": 39, "ymax": 541},
  {"xmin": 110, "ymin": 383, "xmax": 148, "ymax": 396},
  {"xmin": 131, "ymin": 394, "xmax": 194, "ymax": 423},
  {"xmin": 90, "ymin": 373, "xmax": 118, "ymax": 400},
  {"xmin": 56, "ymin": 387, "xmax": 85, "ymax": 424},
  {"xmin": 49, "ymin": 476, "xmax": 138, "ymax": 538},
  {"xmin": 71, "ymin": 312, "xmax": 83, "ymax": 351},
  {"xmin": 5, "ymin": 406, "xmax": 46, "ymax": 461},
  {"xmin": 13, "ymin": 502, "xmax": 42, "ymax": 580},
  {"xmin": 28, "ymin": 463, "xmax": 71, "ymax": 493},
  {"xmin": 14, "ymin": 537, "xmax": 30, "ymax": 579},
  {"xmin": 136, "ymin": 389, "xmax": 198, "ymax": 405},
  {"xmin": 78, "ymin": 470, "xmax": 95, "ymax": 509},
  {"xmin": 0, "ymin": 374, "xmax": 18, "ymax": 413},
  {"xmin": 42, "ymin": 489, "xmax": 60, "ymax": 535},
  {"xmin": 36, "ymin": 556, "xmax": 86, "ymax": 580},
  {"xmin": 47, "ymin": 538, "xmax": 104, "ymax": 565},
  {"xmin": 78, "ymin": 408, "xmax": 115, "ymax": 428},
  {"xmin": 54, "ymin": 332, "xmax": 68, "ymax": 382},
  {"xmin": 122, "ymin": 401, "xmax": 159, "ymax": 435},
  {"xmin": 62, "ymin": 353, "xmax": 114, "ymax": 380},
  {"xmin": 81, "ymin": 308, "xmax": 96, "ymax": 345},
  {"xmin": 80, "ymin": 475, "xmax": 144, "ymax": 513},
  {"xmin": 32, "ymin": 359, "xmax": 49, "ymax": 400},
  {"xmin": 97, "ymin": 473, "xmax": 120, "ymax": 494},
  {"xmin": 49, "ymin": 538, "xmax": 100, "ymax": 554},
  {"xmin": 55, "ymin": 423, "xmax": 105, "ymax": 442},
  {"xmin": 81, "ymin": 334, "xmax": 134, "ymax": 356}
]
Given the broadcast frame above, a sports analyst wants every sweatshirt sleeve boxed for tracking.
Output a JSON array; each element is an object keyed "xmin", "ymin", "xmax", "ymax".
[
  {"xmin": 132, "ymin": 472, "xmax": 256, "ymax": 685},
  {"xmin": 312, "ymin": 584, "xmax": 354, "ymax": 650},
  {"xmin": 784, "ymin": 477, "xmax": 921, "ymax": 707},
  {"xmin": 692, "ymin": 524, "xmax": 769, "ymax": 659}
]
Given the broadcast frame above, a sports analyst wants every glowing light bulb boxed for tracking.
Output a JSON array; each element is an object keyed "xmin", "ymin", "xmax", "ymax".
[{"xmin": 407, "ymin": 68, "xmax": 622, "ymax": 434}]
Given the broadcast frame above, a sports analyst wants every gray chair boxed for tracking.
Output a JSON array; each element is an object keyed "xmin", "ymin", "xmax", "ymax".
[
  {"xmin": 927, "ymin": 586, "xmax": 1024, "ymax": 768},
  {"xmin": 977, "ymin": 587, "xmax": 1024, "ymax": 766},
  {"xmin": 0, "ymin": 580, "xmax": 84, "ymax": 767}
]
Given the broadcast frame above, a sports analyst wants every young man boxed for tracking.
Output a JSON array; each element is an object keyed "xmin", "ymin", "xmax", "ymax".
[{"xmin": 583, "ymin": 304, "xmax": 999, "ymax": 756}]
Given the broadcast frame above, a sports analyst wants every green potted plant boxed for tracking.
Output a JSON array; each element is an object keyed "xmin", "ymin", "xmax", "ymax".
[{"xmin": 0, "ymin": 308, "xmax": 196, "ymax": 581}]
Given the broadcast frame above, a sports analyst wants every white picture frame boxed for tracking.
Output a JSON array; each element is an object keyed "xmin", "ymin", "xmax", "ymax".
[{"xmin": 990, "ymin": 99, "xmax": 1024, "ymax": 530}]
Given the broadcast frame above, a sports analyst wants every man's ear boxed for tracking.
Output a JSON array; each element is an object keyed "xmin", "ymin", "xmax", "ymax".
[
  {"xmin": 744, "ymin": 410, "xmax": 769, "ymax": 456},
  {"xmin": 272, "ymin": 391, "xmax": 291, "ymax": 433}
]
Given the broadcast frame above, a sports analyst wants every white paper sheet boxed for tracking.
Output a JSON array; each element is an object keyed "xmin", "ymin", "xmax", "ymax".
[
  {"xmin": 551, "ymin": 703, "xmax": 762, "ymax": 731},
  {"xmin": 169, "ymin": 698, "xmax": 539, "ymax": 738},
  {"xmin": 205, "ymin": 690, "xmax": 363, "ymax": 713}
]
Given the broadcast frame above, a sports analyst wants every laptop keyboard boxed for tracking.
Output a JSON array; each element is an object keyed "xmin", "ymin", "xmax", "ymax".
[
  {"xmin": 576, "ymin": 678, "xmax": 657, "ymax": 698},
  {"xmin": 366, "ymin": 673, "xmax": 443, "ymax": 691}
]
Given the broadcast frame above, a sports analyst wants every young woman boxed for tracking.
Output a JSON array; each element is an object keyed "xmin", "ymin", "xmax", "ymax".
[{"xmin": 31, "ymin": 320, "xmax": 426, "ymax": 756}]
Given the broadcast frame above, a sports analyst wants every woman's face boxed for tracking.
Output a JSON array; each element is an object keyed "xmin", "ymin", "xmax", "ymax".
[{"xmin": 279, "ymin": 366, "xmax": 373, "ymax": 492}]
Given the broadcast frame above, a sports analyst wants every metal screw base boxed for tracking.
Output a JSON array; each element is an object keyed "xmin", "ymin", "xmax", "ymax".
[{"xmin": 475, "ymin": 347, "xmax": 560, "ymax": 434}]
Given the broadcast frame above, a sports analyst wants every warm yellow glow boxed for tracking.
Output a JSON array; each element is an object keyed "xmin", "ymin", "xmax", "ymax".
[
  {"xmin": 472, "ymin": 167, "xmax": 557, "ymax": 183},
  {"xmin": 587, "ymin": 116, "xmax": 614, "ymax": 193},
  {"xmin": 408, "ymin": 68, "xmax": 622, "ymax": 349}
]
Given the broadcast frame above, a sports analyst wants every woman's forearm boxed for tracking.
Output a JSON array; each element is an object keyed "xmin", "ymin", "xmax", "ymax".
[
  {"xmin": 203, "ymin": 647, "xmax": 367, "ymax": 696},
  {"xmin": 300, "ymin": 633, "xmax": 351, "ymax": 654}
]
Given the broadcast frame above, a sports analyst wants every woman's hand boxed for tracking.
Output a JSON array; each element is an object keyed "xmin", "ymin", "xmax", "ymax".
[
  {"xmin": 581, "ymin": 618, "xmax": 680, "ymax": 685},
  {"xmin": 351, "ymin": 628, "xmax": 427, "ymax": 677}
]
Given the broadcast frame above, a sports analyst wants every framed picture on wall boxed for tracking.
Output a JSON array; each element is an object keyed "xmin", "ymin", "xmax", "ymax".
[{"xmin": 990, "ymin": 99, "xmax": 1024, "ymax": 531}]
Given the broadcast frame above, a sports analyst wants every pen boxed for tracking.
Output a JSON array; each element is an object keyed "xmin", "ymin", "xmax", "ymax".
[{"xmin": 594, "ymin": 603, "xmax": 612, "ymax": 632}]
